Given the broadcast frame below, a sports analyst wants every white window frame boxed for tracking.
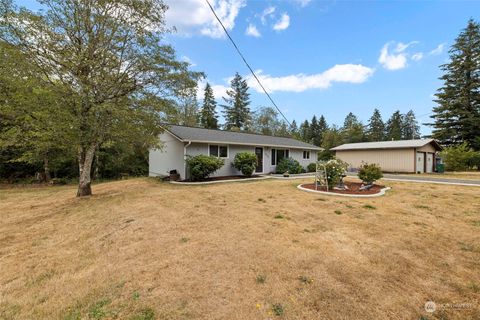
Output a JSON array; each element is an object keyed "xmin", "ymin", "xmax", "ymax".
[
  {"xmin": 208, "ymin": 144, "xmax": 229, "ymax": 158},
  {"xmin": 303, "ymin": 150, "xmax": 310, "ymax": 160}
]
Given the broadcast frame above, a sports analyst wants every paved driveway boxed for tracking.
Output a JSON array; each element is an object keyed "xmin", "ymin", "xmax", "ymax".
[{"xmin": 347, "ymin": 172, "xmax": 480, "ymax": 186}]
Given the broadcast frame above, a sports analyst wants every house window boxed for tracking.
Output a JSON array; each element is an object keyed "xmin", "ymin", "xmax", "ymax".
[
  {"xmin": 271, "ymin": 149, "xmax": 289, "ymax": 165},
  {"xmin": 303, "ymin": 150, "xmax": 310, "ymax": 160},
  {"xmin": 209, "ymin": 145, "xmax": 228, "ymax": 158}
]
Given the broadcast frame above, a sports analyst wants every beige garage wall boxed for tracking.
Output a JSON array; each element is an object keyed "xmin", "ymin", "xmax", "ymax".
[
  {"xmin": 335, "ymin": 149, "xmax": 415, "ymax": 172},
  {"xmin": 417, "ymin": 144, "xmax": 437, "ymax": 153}
]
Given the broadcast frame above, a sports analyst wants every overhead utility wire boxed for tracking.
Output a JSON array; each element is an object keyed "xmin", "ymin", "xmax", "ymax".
[{"xmin": 205, "ymin": 0, "xmax": 291, "ymax": 126}]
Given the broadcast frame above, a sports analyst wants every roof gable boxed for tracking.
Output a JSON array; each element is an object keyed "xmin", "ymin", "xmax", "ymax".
[{"xmin": 162, "ymin": 124, "xmax": 322, "ymax": 150}]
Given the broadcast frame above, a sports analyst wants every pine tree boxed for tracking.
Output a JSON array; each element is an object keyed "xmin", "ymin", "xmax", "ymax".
[
  {"xmin": 310, "ymin": 115, "xmax": 320, "ymax": 146},
  {"xmin": 299, "ymin": 120, "xmax": 310, "ymax": 142},
  {"xmin": 289, "ymin": 120, "xmax": 299, "ymax": 139},
  {"xmin": 311, "ymin": 115, "xmax": 328, "ymax": 147},
  {"xmin": 222, "ymin": 72, "xmax": 251, "ymax": 131},
  {"xmin": 367, "ymin": 109, "xmax": 385, "ymax": 141},
  {"xmin": 200, "ymin": 83, "xmax": 218, "ymax": 129},
  {"xmin": 402, "ymin": 110, "xmax": 420, "ymax": 139},
  {"xmin": 342, "ymin": 112, "xmax": 364, "ymax": 143},
  {"xmin": 430, "ymin": 19, "xmax": 480, "ymax": 150},
  {"xmin": 386, "ymin": 110, "xmax": 403, "ymax": 140}
]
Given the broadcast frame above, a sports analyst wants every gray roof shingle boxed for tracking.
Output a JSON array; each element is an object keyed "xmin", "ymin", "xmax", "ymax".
[
  {"xmin": 331, "ymin": 139, "xmax": 442, "ymax": 151},
  {"xmin": 163, "ymin": 124, "xmax": 322, "ymax": 150}
]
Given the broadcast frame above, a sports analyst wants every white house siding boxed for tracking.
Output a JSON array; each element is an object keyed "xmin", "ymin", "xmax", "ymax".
[
  {"xmin": 187, "ymin": 143, "xmax": 318, "ymax": 177},
  {"xmin": 335, "ymin": 149, "xmax": 415, "ymax": 173},
  {"xmin": 149, "ymin": 132, "xmax": 185, "ymax": 178}
]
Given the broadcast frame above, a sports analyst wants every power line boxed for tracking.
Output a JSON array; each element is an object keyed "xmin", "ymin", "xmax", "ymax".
[{"xmin": 204, "ymin": 0, "xmax": 291, "ymax": 126}]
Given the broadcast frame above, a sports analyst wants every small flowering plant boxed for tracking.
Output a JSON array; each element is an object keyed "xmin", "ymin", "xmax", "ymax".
[{"xmin": 316, "ymin": 159, "xmax": 348, "ymax": 188}]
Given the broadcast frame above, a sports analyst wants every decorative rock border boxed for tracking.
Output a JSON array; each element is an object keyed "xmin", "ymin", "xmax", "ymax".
[
  {"xmin": 170, "ymin": 176, "xmax": 271, "ymax": 185},
  {"xmin": 297, "ymin": 184, "xmax": 391, "ymax": 198}
]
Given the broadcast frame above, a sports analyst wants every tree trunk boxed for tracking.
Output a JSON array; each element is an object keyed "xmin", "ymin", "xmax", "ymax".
[
  {"xmin": 44, "ymin": 156, "xmax": 51, "ymax": 182},
  {"xmin": 77, "ymin": 143, "xmax": 97, "ymax": 197}
]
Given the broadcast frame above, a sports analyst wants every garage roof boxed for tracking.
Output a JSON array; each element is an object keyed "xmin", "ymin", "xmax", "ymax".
[
  {"xmin": 163, "ymin": 124, "xmax": 323, "ymax": 150},
  {"xmin": 331, "ymin": 139, "xmax": 442, "ymax": 151}
]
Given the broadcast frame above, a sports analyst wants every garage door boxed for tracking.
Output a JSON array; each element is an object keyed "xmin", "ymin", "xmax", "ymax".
[
  {"xmin": 416, "ymin": 152, "xmax": 425, "ymax": 173},
  {"xmin": 426, "ymin": 153, "xmax": 433, "ymax": 173}
]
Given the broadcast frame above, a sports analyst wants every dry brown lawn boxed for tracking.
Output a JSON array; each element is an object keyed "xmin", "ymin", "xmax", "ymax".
[
  {"xmin": 0, "ymin": 177, "xmax": 479, "ymax": 320},
  {"xmin": 408, "ymin": 172, "xmax": 480, "ymax": 180}
]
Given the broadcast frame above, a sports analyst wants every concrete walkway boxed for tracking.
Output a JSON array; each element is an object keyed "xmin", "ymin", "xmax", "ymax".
[{"xmin": 346, "ymin": 172, "xmax": 480, "ymax": 187}]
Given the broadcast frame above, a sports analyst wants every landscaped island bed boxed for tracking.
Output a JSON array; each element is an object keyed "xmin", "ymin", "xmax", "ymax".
[
  {"xmin": 300, "ymin": 181, "xmax": 385, "ymax": 195},
  {"xmin": 1, "ymin": 178, "xmax": 479, "ymax": 319}
]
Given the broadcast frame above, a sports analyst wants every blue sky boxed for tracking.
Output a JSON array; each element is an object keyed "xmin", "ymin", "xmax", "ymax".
[{"xmin": 17, "ymin": 0, "xmax": 480, "ymax": 135}]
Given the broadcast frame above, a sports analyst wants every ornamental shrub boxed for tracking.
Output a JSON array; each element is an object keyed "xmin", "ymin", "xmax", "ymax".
[
  {"xmin": 316, "ymin": 159, "xmax": 348, "ymax": 188},
  {"xmin": 307, "ymin": 163, "xmax": 317, "ymax": 172},
  {"xmin": 440, "ymin": 143, "xmax": 480, "ymax": 171},
  {"xmin": 233, "ymin": 152, "xmax": 258, "ymax": 176},
  {"xmin": 185, "ymin": 155, "xmax": 224, "ymax": 181},
  {"xmin": 357, "ymin": 162, "xmax": 383, "ymax": 185},
  {"xmin": 275, "ymin": 157, "xmax": 303, "ymax": 174}
]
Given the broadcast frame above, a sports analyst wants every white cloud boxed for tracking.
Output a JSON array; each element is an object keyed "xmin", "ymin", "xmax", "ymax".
[
  {"xmin": 197, "ymin": 80, "xmax": 228, "ymax": 100},
  {"xmin": 165, "ymin": 0, "xmax": 245, "ymax": 38},
  {"xmin": 295, "ymin": 0, "xmax": 312, "ymax": 7},
  {"xmin": 273, "ymin": 13, "xmax": 290, "ymax": 31},
  {"xmin": 429, "ymin": 43, "xmax": 446, "ymax": 55},
  {"xmin": 245, "ymin": 64, "xmax": 374, "ymax": 93},
  {"xmin": 378, "ymin": 41, "xmax": 418, "ymax": 70},
  {"xmin": 259, "ymin": 6, "xmax": 276, "ymax": 25},
  {"xmin": 411, "ymin": 52, "xmax": 424, "ymax": 61},
  {"xmin": 245, "ymin": 24, "xmax": 261, "ymax": 37},
  {"xmin": 181, "ymin": 55, "xmax": 196, "ymax": 66}
]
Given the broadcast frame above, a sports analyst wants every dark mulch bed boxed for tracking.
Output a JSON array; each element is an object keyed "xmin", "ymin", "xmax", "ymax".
[
  {"xmin": 300, "ymin": 181, "xmax": 385, "ymax": 195},
  {"xmin": 180, "ymin": 175, "xmax": 263, "ymax": 182}
]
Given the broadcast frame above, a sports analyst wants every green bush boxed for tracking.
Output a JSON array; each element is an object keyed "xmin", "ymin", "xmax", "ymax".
[
  {"xmin": 186, "ymin": 155, "xmax": 224, "ymax": 181},
  {"xmin": 357, "ymin": 162, "xmax": 383, "ymax": 185},
  {"xmin": 307, "ymin": 163, "xmax": 317, "ymax": 172},
  {"xmin": 440, "ymin": 143, "xmax": 480, "ymax": 171},
  {"xmin": 275, "ymin": 157, "xmax": 303, "ymax": 174},
  {"xmin": 232, "ymin": 152, "xmax": 258, "ymax": 176},
  {"xmin": 316, "ymin": 159, "xmax": 348, "ymax": 188}
]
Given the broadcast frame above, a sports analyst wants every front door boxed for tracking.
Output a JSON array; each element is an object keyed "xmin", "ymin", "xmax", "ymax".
[
  {"xmin": 426, "ymin": 153, "xmax": 433, "ymax": 173},
  {"xmin": 255, "ymin": 147, "xmax": 263, "ymax": 173}
]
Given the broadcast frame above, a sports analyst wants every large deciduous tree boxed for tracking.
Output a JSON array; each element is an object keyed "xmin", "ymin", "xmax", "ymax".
[
  {"xmin": 430, "ymin": 19, "xmax": 480, "ymax": 150},
  {"xmin": 222, "ymin": 72, "xmax": 251, "ymax": 131},
  {"xmin": 1, "ymin": 0, "xmax": 200, "ymax": 196}
]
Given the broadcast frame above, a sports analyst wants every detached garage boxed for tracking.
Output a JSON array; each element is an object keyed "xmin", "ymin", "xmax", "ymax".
[{"xmin": 332, "ymin": 139, "xmax": 443, "ymax": 173}]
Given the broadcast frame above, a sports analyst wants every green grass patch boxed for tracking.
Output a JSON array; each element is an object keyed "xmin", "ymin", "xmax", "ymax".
[
  {"xmin": 362, "ymin": 204, "xmax": 376, "ymax": 210},
  {"xmin": 274, "ymin": 214, "xmax": 284, "ymax": 219},
  {"xmin": 414, "ymin": 205, "xmax": 430, "ymax": 209},
  {"xmin": 471, "ymin": 220, "xmax": 480, "ymax": 227},
  {"xmin": 257, "ymin": 198, "xmax": 266, "ymax": 203},
  {"xmin": 272, "ymin": 303, "xmax": 284, "ymax": 316},
  {"xmin": 88, "ymin": 298, "xmax": 111, "ymax": 320},
  {"xmin": 256, "ymin": 274, "xmax": 266, "ymax": 284},
  {"xmin": 129, "ymin": 308, "xmax": 155, "ymax": 320},
  {"xmin": 334, "ymin": 210, "xmax": 342, "ymax": 215},
  {"xmin": 298, "ymin": 275, "xmax": 313, "ymax": 284},
  {"xmin": 468, "ymin": 282, "xmax": 480, "ymax": 293},
  {"xmin": 180, "ymin": 237, "xmax": 190, "ymax": 243}
]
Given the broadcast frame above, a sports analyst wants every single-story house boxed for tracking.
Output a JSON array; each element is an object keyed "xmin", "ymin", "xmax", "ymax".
[
  {"xmin": 331, "ymin": 139, "xmax": 443, "ymax": 173},
  {"xmin": 149, "ymin": 124, "xmax": 322, "ymax": 179}
]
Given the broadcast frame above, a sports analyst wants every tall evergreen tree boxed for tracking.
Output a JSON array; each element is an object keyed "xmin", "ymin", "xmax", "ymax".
[
  {"xmin": 367, "ymin": 109, "xmax": 385, "ymax": 141},
  {"xmin": 310, "ymin": 115, "xmax": 320, "ymax": 146},
  {"xmin": 386, "ymin": 110, "xmax": 403, "ymax": 140},
  {"xmin": 222, "ymin": 72, "xmax": 251, "ymax": 131},
  {"xmin": 402, "ymin": 110, "xmax": 420, "ymax": 139},
  {"xmin": 200, "ymin": 83, "xmax": 218, "ymax": 129},
  {"xmin": 430, "ymin": 19, "xmax": 480, "ymax": 150},
  {"xmin": 299, "ymin": 120, "xmax": 310, "ymax": 142},
  {"xmin": 289, "ymin": 119, "xmax": 299, "ymax": 139},
  {"xmin": 318, "ymin": 115, "xmax": 328, "ymax": 142},
  {"xmin": 342, "ymin": 112, "xmax": 365, "ymax": 143}
]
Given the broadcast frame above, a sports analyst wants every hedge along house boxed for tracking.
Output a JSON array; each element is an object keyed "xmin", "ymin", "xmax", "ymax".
[
  {"xmin": 149, "ymin": 124, "xmax": 322, "ymax": 179},
  {"xmin": 331, "ymin": 139, "xmax": 443, "ymax": 173}
]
